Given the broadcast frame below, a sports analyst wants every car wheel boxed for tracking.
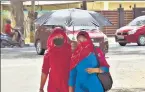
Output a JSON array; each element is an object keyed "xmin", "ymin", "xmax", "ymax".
[
  {"xmin": 137, "ymin": 35, "xmax": 145, "ymax": 46},
  {"xmin": 119, "ymin": 42, "xmax": 127, "ymax": 46},
  {"xmin": 35, "ymin": 40, "xmax": 45, "ymax": 55}
]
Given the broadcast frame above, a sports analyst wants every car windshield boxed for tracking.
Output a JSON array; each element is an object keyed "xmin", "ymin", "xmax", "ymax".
[
  {"xmin": 66, "ymin": 26, "xmax": 99, "ymax": 31},
  {"xmin": 128, "ymin": 16, "xmax": 145, "ymax": 26}
]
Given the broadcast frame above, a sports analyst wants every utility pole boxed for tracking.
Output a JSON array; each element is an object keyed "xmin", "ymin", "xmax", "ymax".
[
  {"xmin": 0, "ymin": 1, "xmax": 3, "ymax": 33},
  {"xmin": 82, "ymin": 1, "xmax": 87, "ymax": 10},
  {"xmin": 31, "ymin": 1, "xmax": 35, "ymax": 12},
  {"xmin": 30, "ymin": 1, "xmax": 35, "ymax": 43}
]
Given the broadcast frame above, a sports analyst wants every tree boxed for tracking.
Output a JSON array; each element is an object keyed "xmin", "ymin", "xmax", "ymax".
[
  {"xmin": 10, "ymin": 1, "xmax": 24, "ymax": 35},
  {"xmin": 82, "ymin": 1, "xmax": 87, "ymax": 10}
]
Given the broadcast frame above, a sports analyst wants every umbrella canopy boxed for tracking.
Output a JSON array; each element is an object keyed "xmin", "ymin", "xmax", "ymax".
[
  {"xmin": 35, "ymin": 8, "xmax": 112, "ymax": 27},
  {"xmin": 88, "ymin": 11, "xmax": 112, "ymax": 26},
  {"xmin": 34, "ymin": 11, "xmax": 53, "ymax": 26}
]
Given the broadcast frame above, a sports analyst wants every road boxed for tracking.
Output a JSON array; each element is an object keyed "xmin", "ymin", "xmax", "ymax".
[{"xmin": 1, "ymin": 42, "xmax": 145, "ymax": 92}]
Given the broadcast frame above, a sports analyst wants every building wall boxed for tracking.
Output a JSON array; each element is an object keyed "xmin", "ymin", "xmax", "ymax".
[
  {"xmin": 109, "ymin": 2, "xmax": 145, "ymax": 10},
  {"xmin": 24, "ymin": 3, "xmax": 80, "ymax": 11},
  {"xmin": 87, "ymin": 2, "xmax": 104, "ymax": 11},
  {"xmin": 2, "ymin": 5, "xmax": 11, "ymax": 10},
  {"xmin": 1, "ymin": 2, "xmax": 145, "ymax": 11},
  {"xmin": 35, "ymin": 2, "xmax": 145, "ymax": 11}
]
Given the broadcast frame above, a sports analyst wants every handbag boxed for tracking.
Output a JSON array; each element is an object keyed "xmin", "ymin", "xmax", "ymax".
[{"xmin": 93, "ymin": 47, "xmax": 113, "ymax": 91}]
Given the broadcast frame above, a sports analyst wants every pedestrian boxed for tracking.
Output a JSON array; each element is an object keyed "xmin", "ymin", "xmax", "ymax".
[
  {"xmin": 39, "ymin": 27, "xmax": 72, "ymax": 92},
  {"xmin": 4, "ymin": 19, "xmax": 18, "ymax": 41},
  {"xmin": 4, "ymin": 19, "xmax": 13, "ymax": 36},
  {"xmin": 69, "ymin": 31, "xmax": 110, "ymax": 92}
]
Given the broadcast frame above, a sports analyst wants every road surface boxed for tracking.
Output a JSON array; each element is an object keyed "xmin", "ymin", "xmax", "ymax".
[{"xmin": 1, "ymin": 42, "xmax": 145, "ymax": 92}]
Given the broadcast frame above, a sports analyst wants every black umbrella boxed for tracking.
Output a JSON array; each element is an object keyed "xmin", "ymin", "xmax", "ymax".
[
  {"xmin": 88, "ymin": 11, "xmax": 112, "ymax": 26},
  {"xmin": 35, "ymin": 9, "xmax": 112, "ymax": 27},
  {"xmin": 34, "ymin": 11, "xmax": 53, "ymax": 26}
]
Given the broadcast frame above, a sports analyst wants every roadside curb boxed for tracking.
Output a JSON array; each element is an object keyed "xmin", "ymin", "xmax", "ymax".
[
  {"xmin": 24, "ymin": 43, "xmax": 34, "ymax": 47},
  {"xmin": 108, "ymin": 37, "xmax": 117, "ymax": 44}
]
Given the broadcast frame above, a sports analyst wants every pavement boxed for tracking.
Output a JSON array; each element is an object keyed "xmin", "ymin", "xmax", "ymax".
[{"xmin": 1, "ymin": 39, "xmax": 145, "ymax": 92}]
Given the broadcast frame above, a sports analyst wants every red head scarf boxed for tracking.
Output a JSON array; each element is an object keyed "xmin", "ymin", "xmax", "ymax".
[
  {"xmin": 42, "ymin": 27, "xmax": 71, "ymax": 82},
  {"xmin": 70, "ymin": 31, "xmax": 94, "ymax": 70},
  {"xmin": 46, "ymin": 27, "xmax": 70, "ymax": 53},
  {"xmin": 70, "ymin": 31, "xmax": 109, "ymax": 70}
]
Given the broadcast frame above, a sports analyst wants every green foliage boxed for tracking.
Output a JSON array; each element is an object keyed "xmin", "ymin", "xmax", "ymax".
[
  {"xmin": 1, "ymin": 10, "xmax": 11, "ymax": 32},
  {"xmin": 1, "ymin": 10, "xmax": 11, "ymax": 21}
]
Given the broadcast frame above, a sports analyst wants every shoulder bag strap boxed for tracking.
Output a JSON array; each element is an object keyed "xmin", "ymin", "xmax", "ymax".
[{"xmin": 93, "ymin": 46, "xmax": 100, "ymax": 67}]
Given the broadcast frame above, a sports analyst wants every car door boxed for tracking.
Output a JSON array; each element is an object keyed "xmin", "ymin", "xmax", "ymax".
[{"xmin": 135, "ymin": 25, "xmax": 145, "ymax": 36}]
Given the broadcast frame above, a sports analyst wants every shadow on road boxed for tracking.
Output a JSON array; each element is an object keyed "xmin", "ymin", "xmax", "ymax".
[
  {"xmin": 110, "ymin": 44, "xmax": 145, "ymax": 49},
  {"xmin": 110, "ymin": 88, "xmax": 145, "ymax": 92},
  {"xmin": 1, "ymin": 47, "xmax": 43, "ymax": 59},
  {"xmin": 109, "ymin": 44, "xmax": 145, "ymax": 55},
  {"xmin": 109, "ymin": 51, "xmax": 145, "ymax": 55}
]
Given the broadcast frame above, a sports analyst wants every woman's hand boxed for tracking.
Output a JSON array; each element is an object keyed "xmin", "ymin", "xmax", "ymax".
[
  {"xmin": 39, "ymin": 73, "xmax": 47, "ymax": 92},
  {"xmin": 86, "ymin": 68, "xmax": 100, "ymax": 74},
  {"xmin": 69, "ymin": 86, "xmax": 74, "ymax": 92}
]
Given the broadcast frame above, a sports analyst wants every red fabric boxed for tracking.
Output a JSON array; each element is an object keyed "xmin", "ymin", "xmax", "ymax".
[
  {"xmin": 42, "ymin": 27, "xmax": 71, "ymax": 92},
  {"xmin": 4, "ymin": 24, "xmax": 11, "ymax": 35},
  {"xmin": 70, "ymin": 31, "xmax": 109, "ymax": 70},
  {"xmin": 96, "ymin": 48, "xmax": 110, "ymax": 67},
  {"xmin": 70, "ymin": 31, "xmax": 94, "ymax": 70}
]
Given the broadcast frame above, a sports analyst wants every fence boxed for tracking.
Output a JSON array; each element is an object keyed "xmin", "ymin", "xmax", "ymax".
[{"xmin": 96, "ymin": 6, "xmax": 145, "ymax": 36}]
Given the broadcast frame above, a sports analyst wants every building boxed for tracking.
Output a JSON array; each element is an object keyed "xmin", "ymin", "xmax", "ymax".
[{"xmin": 1, "ymin": 1, "xmax": 145, "ymax": 11}]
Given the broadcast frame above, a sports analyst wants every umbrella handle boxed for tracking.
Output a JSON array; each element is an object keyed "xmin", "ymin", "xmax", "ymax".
[
  {"xmin": 72, "ymin": 36, "xmax": 75, "ymax": 40},
  {"xmin": 72, "ymin": 26, "xmax": 75, "ymax": 40}
]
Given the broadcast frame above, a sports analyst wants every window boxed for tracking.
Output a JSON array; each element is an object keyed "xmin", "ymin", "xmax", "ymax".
[{"xmin": 128, "ymin": 16, "xmax": 145, "ymax": 26}]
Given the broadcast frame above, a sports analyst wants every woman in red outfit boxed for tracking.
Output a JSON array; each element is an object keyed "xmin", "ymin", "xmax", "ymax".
[{"xmin": 39, "ymin": 27, "xmax": 72, "ymax": 92}]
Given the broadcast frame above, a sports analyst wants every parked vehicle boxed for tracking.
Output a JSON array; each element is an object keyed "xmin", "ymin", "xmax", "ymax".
[
  {"xmin": 115, "ymin": 15, "xmax": 145, "ymax": 46},
  {"xmin": 35, "ymin": 25, "xmax": 109, "ymax": 55},
  {"xmin": 34, "ymin": 25, "xmax": 52, "ymax": 55},
  {"xmin": 0, "ymin": 27, "xmax": 25, "ymax": 48}
]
